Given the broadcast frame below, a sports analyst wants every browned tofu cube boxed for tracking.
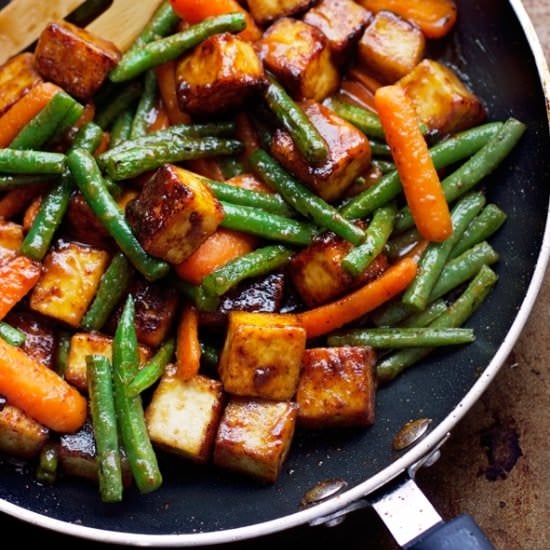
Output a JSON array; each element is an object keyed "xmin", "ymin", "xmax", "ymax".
[
  {"xmin": 303, "ymin": 0, "xmax": 372, "ymax": 63},
  {"xmin": 65, "ymin": 331, "xmax": 151, "ymax": 392},
  {"xmin": 296, "ymin": 346, "xmax": 377, "ymax": 428},
  {"xmin": 0, "ymin": 219, "xmax": 23, "ymax": 251},
  {"xmin": 176, "ymin": 32, "xmax": 266, "ymax": 117},
  {"xmin": 257, "ymin": 17, "xmax": 340, "ymax": 101},
  {"xmin": 0, "ymin": 404, "xmax": 49, "ymax": 458},
  {"xmin": 270, "ymin": 99, "xmax": 372, "ymax": 202},
  {"xmin": 397, "ymin": 59, "xmax": 486, "ymax": 135},
  {"xmin": 247, "ymin": 0, "xmax": 314, "ymax": 25},
  {"xmin": 289, "ymin": 231, "xmax": 389, "ymax": 307},
  {"xmin": 358, "ymin": 10, "xmax": 426, "ymax": 84},
  {"xmin": 145, "ymin": 372, "xmax": 224, "ymax": 464},
  {"xmin": 126, "ymin": 165, "xmax": 224, "ymax": 265},
  {"xmin": 29, "ymin": 240, "xmax": 110, "ymax": 328},
  {"xmin": 34, "ymin": 20, "xmax": 121, "ymax": 101},
  {"xmin": 213, "ymin": 396, "xmax": 297, "ymax": 483},
  {"xmin": 0, "ymin": 52, "xmax": 42, "ymax": 116},
  {"xmin": 218, "ymin": 311, "xmax": 306, "ymax": 401}
]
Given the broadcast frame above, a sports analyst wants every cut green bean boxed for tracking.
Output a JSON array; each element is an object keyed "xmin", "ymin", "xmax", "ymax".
[
  {"xmin": 109, "ymin": 108, "xmax": 134, "ymax": 148},
  {"xmin": 110, "ymin": 13, "xmax": 247, "ymax": 82},
  {"xmin": 80, "ymin": 252, "xmax": 134, "ymax": 331},
  {"xmin": 175, "ymin": 278, "xmax": 220, "ymax": 313},
  {"xmin": 0, "ymin": 150, "xmax": 65, "ymax": 174},
  {"xmin": 126, "ymin": 338, "xmax": 175, "ymax": 397},
  {"xmin": 399, "ymin": 299, "xmax": 448, "ymax": 328},
  {"xmin": 201, "ymin": 244, "xmax": 294, "ymax": 296},
  {"xmin": 130, "ymin": 70, "xmax": 158, "ymax": 139},
  {"xmin": 35, "ymin": 442, "xmax": 59, "ymax": 484},
  {"xmin": 217, "ymin": 156, "xmax": 245, "ymax": 179},
  {"xmin": 264, "ymin": 73, "xmax": 328, "ymax": 163},
  {"xmin": 66, "ymin": 148, "xmax": 170, "ymax": 281},
  {"xmin": 94, "ymin": 80, "xmax": 143, "ymax": 129},
  {"xmin": 0, "ymin": 321, "xmax": 25, "ymax": 346},
  {"xmin": 250, "ymin": 149, "xmax": 366, "ymax": 245},
  {"xmin": 324, "ymin": 96, "xmax": 385, "ymax": 139},
  {"xmin": 55, "ymin": 330, "xmax": 71, "ymax": 377},
  {"xmin": 328, "ymin": 327, "xmax": 475, "ymax": 348},
  {"xmin": 341, "ymin": 203, "xmax": 396, "ymax": 276},
  {"xmin": 369, "ymin": 140, "xmax": 392, "ymax": 158},
  {"xmin": 0, "ymin": 174, "xmax": 56, "ymax": 192},
  {"xmin": 86, "ymin": 354, "xmax": 124, "ymax": 503}
]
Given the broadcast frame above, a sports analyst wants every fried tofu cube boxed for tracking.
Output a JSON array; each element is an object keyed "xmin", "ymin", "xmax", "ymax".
[
  {"xmin": 289, "ymin": 231, "xmax": 389, "ymax": 307},
  {"xmin": 125, "ymin": 165, "xmax": 224, "ymax": 265},
  {"xmin": 358, "ymin": 10, "xmax": 426, "ymax": 84},
  {"xmin": 397, "ymin": 59, "xmax": 486, "ymax": 135},
  {"xmin": 29, "ymin": 240, "xmax": 110, "ymax": 328},
  {"xmin": 218, "ymin": 311, "xmax": 306, "ymax": 401},
  {"xmin": 176, "ymin": 32, "xmax": 266, "ymax": 117},
  {"xmin": 145, "ymin": 372, "xmax": 224, "ymax": 463},
  {"xmin": 296, "ymin": 346, "xmax": 377, "ymax": 428},
  {"xmin": 0, "ymin": 53, "xmax": 42, "ymax": 116},
  {"xmin": 303, "ymin": 0, "xmax": 372, "ymax": 63},
  {"xmin": 257, "ymin": 17, "xmax": 340, "ymax": 101},
  {"xmin": 270, "ymin": 99, "xmax": 372, "ymax": 202},
  {"xmin": 0, "ymin": 404, "xmax": 49, "ymax": 458},
  {"xmin": 64, "ymin": 332, "xmax": 151, "ymax": 392},
  {"xmin": 0, "ymin": 219, "xmax": 23, "ymax": 251},
  {"xmin": 213, "ymin": 396, "xmax": 297, "ymax": 483},
  {"xmin": 247, "ymin": 0, "xmax": 314, "ymax": 25},
  {"xmin": 34, "ymin": 20, "xmax": 121, "ymax": 101}
]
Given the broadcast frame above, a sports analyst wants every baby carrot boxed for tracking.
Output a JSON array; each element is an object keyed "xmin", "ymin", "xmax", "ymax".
[
  {"xmin": 0, "ymin": 337, "xmax": 88, "ymax": 432},
  {"xmin": 175, "ymin": 304, "xmax": 201, "ymax": 381},
  {"xmin": 374, "ymin": 85, "xmax": 452, "ymax": 243},
  {"xmin": 296, "ymin": 256, "xmax": 418, "ymax": 338},
  {"xmin": 0, "ymin": 254, "xmax": 41, "ymax": 320}
]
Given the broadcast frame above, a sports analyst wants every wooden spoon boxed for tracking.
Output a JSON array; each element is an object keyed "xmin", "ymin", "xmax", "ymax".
[{"xmin": 0, "ymin": 0, "xmax": 164, "ymax": 65}]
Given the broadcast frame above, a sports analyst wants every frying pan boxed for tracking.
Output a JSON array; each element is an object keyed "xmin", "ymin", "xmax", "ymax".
[{"xmin": 0, "ymin": 0, "xmax": 549, "ymax": 547}]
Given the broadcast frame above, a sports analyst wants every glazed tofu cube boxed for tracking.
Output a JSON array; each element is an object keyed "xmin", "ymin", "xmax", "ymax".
[
  {"xmin": 358, "ymin": 10, "xmax": 426, "ymax": 84},
  {"xmin": 303, "ymin": 0, "xmax": 372, "ymax": 63},
  {"xmin": 213, "ymin": 396, "xmax": 297, "ymax": 483},
  {"xmin": 397, "ymin": 59, "xmax": 486, "ymax": 135},
  {"xmin": 125, "ymin": 164, "xmax": 224, "ymax": 265},
  {"xmin": 34, "ymin": 20, "xmax": 121, "ymax": 101},
  {"xmin": 0, "ymin": 52, "xmax": 42, "ymax": 116},
  {"xmin": 257, "ymin": 17, "xmax": 340, "ymax": 101},
  {"xmin": 176, "ymin": 33, "xmax": 266, "ymax": 117},
  {"xmin": 0, "ymin": 219, "xmax": 23, "ymax": 251},
  {"xmin": 296, "ymin": 346, "xmax": 377, "ymax": 428},
  {"xmin": 289, "ymin": 231, "xmax": 389, "ymax": 307},
  {"xmin": 29, "ymin": 240, "xmax": 110, "ymax": 327},
  {"xmin": 218, "ymin": 311, "xmax": 306, "ymax": 401},
  {"xmin": 247, "ymin": 0, "xmax": 314, "ymax": 25},
  {"xmin": 64, "ymin": 332, "xmax": 151, "ymax": 392},
  {"xmin": 0, "ymin": 404, "xmax": 49, "ymax": 458},
  {"xmin": 270, "ymin": 99, "xmax": 371, "ymax": 202},
  {"xmin": 145, "ymin": 372, "xmax": 224, "ymax": 463}
]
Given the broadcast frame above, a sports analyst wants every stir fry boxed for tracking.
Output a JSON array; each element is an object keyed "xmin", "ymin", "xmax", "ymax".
[{"xmin": 0, "ymin": 0, "xmax": 525, "ymax": 502}]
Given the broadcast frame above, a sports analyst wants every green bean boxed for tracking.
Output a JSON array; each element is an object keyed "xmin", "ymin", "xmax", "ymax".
[
  {"xmin": 52, "ymin": 99, "xmax": 86, "ymax": 141},
  {"xmin": 126, "ymin": 338, "xmax": 175, "ymax": 397},
  {"xmin": 386, "ymin": 227, "xmax": 421, "ymax": 260},
  {"xmin": 99, "ymin": 136, "xmax": 243, "ymax": 180},
  {"xmin": 339, "ymin": 121, "xmax": 503, "ymax": 220},
  {"xmin": 450, "ymin": 204, "xmax": 507, "ymax": 259},
  {"xmin": 393, "ymin": 118, "xmax": 526, "ymax": 234},
  {"xmin": 200, "ymin": 342, "xmax": 220, "ymax": 368},
  {"xmin": 175, "ymin": 279, "xmax": 220, "ymax": 312},
  {"xmin": 86, "ymin": 354, "xmax": 124, "ymax": 503},
  {"xmin": 250, "ymin": 149, "xmax": 366, "ymax": 245},
  {"xmin": 0, "ymin": 174, "xmax": 56, "ymax": 192},
  {"xmin": 201, "ymin": 244, "xmax": 294, "ymax": 296},
  {"xmin": 264, "ymin": 73, "xmax": 328, "ymax": 164},
  {"xmin": 35, "ymin": 442, "xmax": 59, "ymax": 484},
  {"xmin": 0, "ymin": 321, "xmax": 25, "ymax": 346},
  {"xmin": 66, "ymin": 148, "xmax": 170, "ymax": 281},
  {"xmin": 130, "ymin": 70, "xmax": 158, "ymax": 139},
  {"xmin": 109, "ymin": 13, "xmax": 247, "ymax": 82},
  {"xmin": 376, "ymin": 265, "xmax": 498, "ymax": 383},
  {"xmin": 327, "ymin": 327, "xmax": 474, "ymax": 348},
  {"xmin": 399, "ymin": 299, "xmax": 448, "ymax": 328},
  {"xmin": 371, "ymin": 159, "xmax": 395, "ymax": 173},
  {"xmin": 217, "ymin": 156, "xmax": 245, "ymax": 179},
  {"xmin": 0, "ymin": 150, "xmax": 65, "ymax": 174},
  {"xmin": 72, "ymin": 121, "xmax": 105, "ymax": 152},
  {"xmin": 55, "ymin": 330, "xmax": 71, "ymax": 377},
  {"xmin": 369, "ymin": 140, "xmax": 392, "ymax": 158},
  {"xmin": 220, "ymin": 200, "xmax": 316, "ymax": 246},
  {"xmin": 324, "ymin": 96, "xmax": 385, "ymax": 139},
  {"xmin": 80, "ymin": 252, "xmax": 134, "ymax": 331},
  {"xmin": 401, "ymin": 192, "xmax": 486, "ymax": 311},
  {"xmin": 112, "ymin": 295, "xmax": 162, "ymax": 493},
  {"xmin": 94, "ymin": 80, "xmax": 143, "ymax": 129},
  {"xmin": 341, "ymin": 203, "xmax": 396, "ymax": 276},
  {"xmin": 109, "ymin": 108, "xmax": 134, "ymax": 148}
]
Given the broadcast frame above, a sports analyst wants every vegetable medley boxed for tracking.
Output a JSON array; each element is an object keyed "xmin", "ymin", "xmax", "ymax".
[{"xmin": 0, "ymin": 0, "xmax": 525, "ymax": 502}]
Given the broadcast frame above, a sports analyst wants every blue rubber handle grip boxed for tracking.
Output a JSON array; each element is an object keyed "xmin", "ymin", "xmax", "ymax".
[{"xmin": 406, "ymin": 514, "xmax": 495, "ymax": 549}]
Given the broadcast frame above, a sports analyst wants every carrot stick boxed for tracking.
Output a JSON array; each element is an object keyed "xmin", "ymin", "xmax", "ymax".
[
  {"xmin": 296, "ymin": 256, "xmax": 418, "ymax": 338},
  {"xmin": 0, "ymin": 82, "xmax": 61, "ymax": 148},
  {"xmin": 357, "ymin": 0, "xmax": 457, "ymax": 39},
  {"xmin": 0, "ymin": 337, "xmax": 88, "ymax": 432},
  {"xmin": 374, "ymin": 85, "xmax": 452, "ymax": 242},
  {"xmin": 175, "ymin": 227, "xmax": 257, "ymax": 284},
  {"xmin": 175, "ymin": 304, "xmax": 201, "ymax": 381},
  {"xmin": 0, "ymin": 254, "xmax": 42, "ymax": 320},
  {"xmin": 154, "ymin": 60, "xmax": 191, "ymax": 126}
]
